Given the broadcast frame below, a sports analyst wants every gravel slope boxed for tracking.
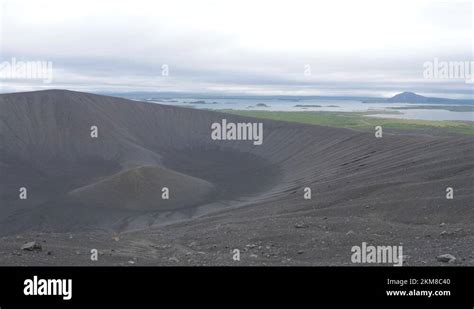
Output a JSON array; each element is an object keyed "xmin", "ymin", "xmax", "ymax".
[{"xmin": 0, "ymin": 89, "xmax": 472, "ymax": 265}]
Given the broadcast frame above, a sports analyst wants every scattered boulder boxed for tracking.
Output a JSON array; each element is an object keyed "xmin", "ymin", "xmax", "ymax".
[
  {"xmin": 294, "ymin": 223, "xmax": 306, "ymax": 229},
  {"xmin": 401, "ymin": 255, "xmax": 410, "ymax": 264},
  {"xmin": 168, "ymin": 256, "xmax": 179, "ymax": 263},
  {"xmin": 21, "ymin": 241, "xmax": 42, "ymax": 251},
  {"xmin": 436, "ymin": 254, "xmax": 456, "ymax": 263}
]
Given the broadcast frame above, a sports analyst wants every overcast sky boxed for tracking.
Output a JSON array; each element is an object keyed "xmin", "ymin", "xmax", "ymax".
[{"xmin": 0, "ymin": 0, "xmax": 472, "ymax": 98}]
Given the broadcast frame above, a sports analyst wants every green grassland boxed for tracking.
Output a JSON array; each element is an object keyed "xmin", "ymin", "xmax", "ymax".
[{"xmin": 221, "ymin": 110, "xmax": 474, "ymax": 136}]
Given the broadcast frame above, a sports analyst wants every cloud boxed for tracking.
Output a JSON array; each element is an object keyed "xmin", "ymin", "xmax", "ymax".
[{"xmin": 1, "ymin": 0, "xmax": 472, "ymax": 97}]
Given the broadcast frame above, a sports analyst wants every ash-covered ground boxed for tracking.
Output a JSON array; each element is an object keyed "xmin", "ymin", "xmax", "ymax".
[{"xmin": 1, "ymin": 90, "xmax": 472, "ymax": 266}]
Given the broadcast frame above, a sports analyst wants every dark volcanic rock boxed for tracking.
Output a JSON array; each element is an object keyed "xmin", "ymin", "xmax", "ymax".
[
  {"xmin": 21, "ymin": 241, "xmax": 42, "ymax": 251},
  {"xmin": 436, "ymin": 254, "xmax": 456, "ymax": 263}
]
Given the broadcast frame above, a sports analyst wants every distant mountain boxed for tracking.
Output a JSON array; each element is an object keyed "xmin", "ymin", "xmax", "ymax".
[
  {"xmin": 386, "ymin": 92, "xmax": 472, "ymax": 104},
  {"xmin": 387, "ymin": 92, "xmax": 429, "ymax": 103}
]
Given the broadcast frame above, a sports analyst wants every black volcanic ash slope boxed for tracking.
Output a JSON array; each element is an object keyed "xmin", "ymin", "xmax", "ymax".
[{"xmin": 0, "ymin": 90, "xmax": 473, "ymax": 235}]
